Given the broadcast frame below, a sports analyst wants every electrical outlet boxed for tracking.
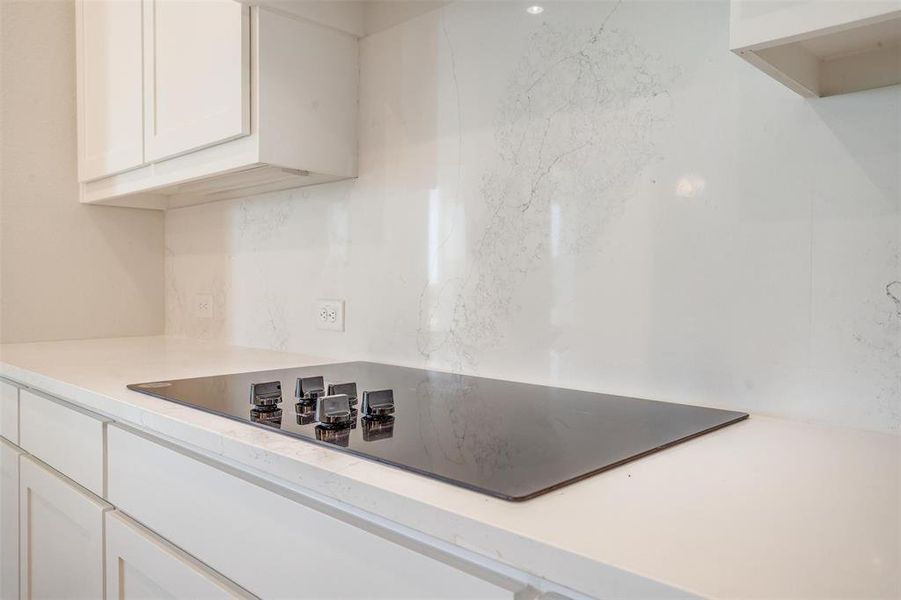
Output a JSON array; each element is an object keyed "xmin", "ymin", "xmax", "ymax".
[
  {"xmin": 194, "ymin": 293, "xmax": 213, "ymax": 319},
  {"xmin": 315, "ymin": 299, "xmax": 344, "ymax": 331}
]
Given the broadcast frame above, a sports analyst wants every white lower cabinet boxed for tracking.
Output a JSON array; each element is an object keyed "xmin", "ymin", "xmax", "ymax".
[
  {"xmin": 19, "ymin": 455, "xmax": 111, "ymax": 599},
  {"xmin": 18, "ymin": 390, "xmax": 108, "ymax": 496},
  {"xmin": 108, "ymin": 425, "xmax": 520, "ymax": 599},
  {"xmin": 0, "ymin": 377, "xmax": 542, "ymax": 600},
  {"xmin": 106, "ymin": 510, "xmax": 252, "ymax": 600},
  {"xmin": 0, "ymin": 381, "xmax": 18, "ymax": 444},
  {"xmin": 1, "ymin": 440, "xmax": 20, "ymax": 600}
]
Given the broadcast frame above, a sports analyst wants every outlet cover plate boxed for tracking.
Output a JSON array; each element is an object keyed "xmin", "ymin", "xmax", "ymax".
[
  {"xmin": 315, "ymin": 299, "xmax": 345, "ymax": 332},
  {"xmin": 194, "ymin": 293, "xmax": 213, "ymax": 319}
]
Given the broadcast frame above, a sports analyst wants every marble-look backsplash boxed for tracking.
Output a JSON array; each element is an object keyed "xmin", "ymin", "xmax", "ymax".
[{"xmin": 166, "ymin": 0, "xmax": 900, "ymax": 434}]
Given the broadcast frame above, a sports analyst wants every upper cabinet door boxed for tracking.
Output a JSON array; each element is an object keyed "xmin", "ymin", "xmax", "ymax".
[
  {"xmin": 145, "ymin": 0, "xmax": 250, "ymax": 162},
  {"xmin": 76, "ymin": 0, "xmax": 144, "ymax": 181}
]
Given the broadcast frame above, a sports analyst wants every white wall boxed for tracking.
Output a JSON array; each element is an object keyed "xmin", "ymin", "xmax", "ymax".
[
  {"xmin": 0, "ymin": 0, "xmax": 164, "ymax": 343},
  {"xmin": 166, "ymin": 0, "xmax": 900, "ymax": 434}
]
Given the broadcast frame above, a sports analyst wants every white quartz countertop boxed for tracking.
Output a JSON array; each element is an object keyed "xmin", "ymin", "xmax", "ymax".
[{"xmin": 1, "ymin": 336, "xmax": 897, "ymax": 599}]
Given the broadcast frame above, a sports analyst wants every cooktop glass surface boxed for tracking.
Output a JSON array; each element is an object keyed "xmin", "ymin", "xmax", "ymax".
[{"xmin": 128, "ymin": 362, "xmax": 748, "ymax": 501}]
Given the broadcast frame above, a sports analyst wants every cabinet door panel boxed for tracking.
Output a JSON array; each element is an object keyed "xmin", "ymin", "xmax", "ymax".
[
  {"xmin": 145, "ymin": 0, "xmax": 250, "ymax": 161},
  {"xmin": 76, "ymin": 0, "xmax": 144, "ymax": 180},
  {"xmin": 19, "ymin": 456, "xmax": 110, "ymax": 600},
  {"xmin": 1, "ymin": 441, "xmax": 20, "ymax": 600},
  {"xmin": 106, "ymin": 511, "xmax": 251, "ymax": 600}
]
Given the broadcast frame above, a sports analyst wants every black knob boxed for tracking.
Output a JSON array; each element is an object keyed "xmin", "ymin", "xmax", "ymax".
[
  {"xmin": 295, "ymin": 376, "xmax": 324, "ymax": 403},
  {"xmin": 327, "ymin": 382, "xmax": 358, "ymax": 407},
  {"xmin": 249, "ymin": 381, "xmax": 282, "ymax": 407},
  {"xmin": 361, "ymin": 389, "xmax": 394, "ymax": 419},
  {"xmin": 315, "ymin": 394, "xmax": 353, "ymax": 427}
]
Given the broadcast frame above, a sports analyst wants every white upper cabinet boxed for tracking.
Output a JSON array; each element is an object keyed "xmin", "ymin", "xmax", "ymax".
[
  {"xmin": 76, "ymin": 0, "xmax": 144, "ymax": 180},
  {"xmin": 76, "ymin": 1, "xmax": 358, "ymax": 210},
  {"xmin": 144, "ymin": 0, "xmax": 250, "ymax": 161},
  {"xmin": 730, "ymin": 0, "xmax": 901, "ymax": 97}
]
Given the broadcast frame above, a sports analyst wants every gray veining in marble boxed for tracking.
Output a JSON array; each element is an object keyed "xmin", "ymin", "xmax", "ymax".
[{"xmin": 165, "ymin": 0, "xmax": 901, "ymax": 434}]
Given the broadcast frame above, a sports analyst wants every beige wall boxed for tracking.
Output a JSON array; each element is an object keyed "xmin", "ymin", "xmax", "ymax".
[{"xmin": 0, "ymin": 0, "xmax": 164, "ymax": 343}]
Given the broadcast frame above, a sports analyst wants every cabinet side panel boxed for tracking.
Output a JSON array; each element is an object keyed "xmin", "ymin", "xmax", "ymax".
[{"xmin": 257, "ymin": 9, "xmax": 359, "ymax": 177}]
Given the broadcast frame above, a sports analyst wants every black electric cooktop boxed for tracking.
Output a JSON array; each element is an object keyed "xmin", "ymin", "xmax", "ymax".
[{"xmin": 128, "ymin": 362, "xmax": 747, "ymax": 501}]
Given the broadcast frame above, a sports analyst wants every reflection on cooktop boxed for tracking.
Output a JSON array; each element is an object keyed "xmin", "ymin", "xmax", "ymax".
[
  {"xmin": 315, "ymin": 424, "xmax": 351, "ymax": 447},
  {"xmin": 362, "ymin": 416, "xmax": 395, "ymax": 442}
]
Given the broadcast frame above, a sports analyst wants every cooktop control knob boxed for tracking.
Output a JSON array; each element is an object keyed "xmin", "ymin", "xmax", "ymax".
[
  {"xmin": 315, "ymin": 394, "xmax": 354, "ymax": 427},
  {"xmin": 327, "ymin": 382, "xmax": 358, "ymax": 407},
  {"xmin": 249, "ymin": 381, "xmax": 282, "ymax": 407},
  {"xmin": 295, "ymin": 376, "xmax": 325, "ymax": 404},
  {"xmin": 361, "ymin": 389, "xmax": 395, "ymax": 419}
]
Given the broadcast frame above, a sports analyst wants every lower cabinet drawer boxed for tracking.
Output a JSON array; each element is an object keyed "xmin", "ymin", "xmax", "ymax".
[
  {"xmin": 106, "ymin": 510, "xmax": 253, "ymax": 599},
  {"xmin": 107, "ymin": 425, "xmax": 517, "ymax": 599},
  {"xmin": 20, "ymin": 455, "xmax": 111, "ymax": 600},
  {"xmin": 0, "ymin": 380, "xmax": 18, "ymax": 444},
  {"xmin": 19, "ymin": 389, "xmax": 107, "ymax": 496}
]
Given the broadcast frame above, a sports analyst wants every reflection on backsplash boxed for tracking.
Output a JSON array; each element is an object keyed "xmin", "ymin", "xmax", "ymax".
[
  {"xmin": 417, "ymin": 2, "xmax": 678, "ymax": 370},
  {"xmin": 165, "ymin": 1, "xmax": 900, "ymax": 434}
]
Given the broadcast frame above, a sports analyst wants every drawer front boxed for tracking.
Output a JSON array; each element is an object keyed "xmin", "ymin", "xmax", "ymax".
[
  {"xmin": 19, "ymin": 390, "xmax": 107, "ymax": 496},
  {"xmin": 0, "ymin": 380, "xmax": 18, "ymax": 444},
  {"xmin": 106, "ymin": 511, "xmax": 253, "ymax": 599},
  {"xmin": 108, "ymin": 425, "xmax": 516, "ymax": 599},
  {"xmin": 20, "ymin": 455, "xmax": 110, "ymax": 600}
]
